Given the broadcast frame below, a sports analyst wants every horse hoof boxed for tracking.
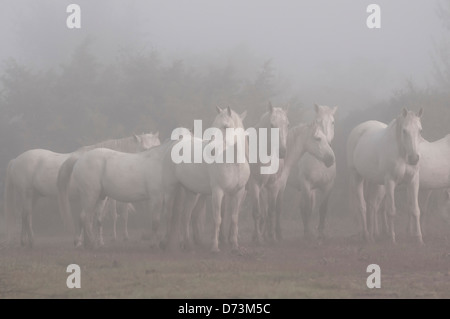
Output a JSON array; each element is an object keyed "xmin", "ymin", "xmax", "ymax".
[
  {"xmin": 211, "ymin": 246, "xmax": 220, "ymax": 254},
  {"xmin": 416, "ymin": 237, "xmax": 425, "ymax": 246}
]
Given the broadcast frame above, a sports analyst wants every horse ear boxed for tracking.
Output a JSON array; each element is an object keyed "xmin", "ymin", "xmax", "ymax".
[
  {"xmin": 417, "ymin": 108, "xmax": 424, "ymax": 118},
  {"xmin": 268, "ymin": 101, "xmax": 274, "ymax": 113},
  {"xmin": 332, "ymin": 106, "xmax": 338, "ymax": 115},
  {"xmin": 216, "ymin": 106, "xmax": 223, "ymax": 113},
  {"xmin": 227, "ymin": 106, "xmax": 232, "ymax": 116},
  {"xmin": 134, "ymin": 134, "xmax": 141, "ymax": 143},
  {"xmin": 402, "ymin": 107, "xmax": 408, "ymax": 117},
  {"xmin": 314, "ymin": 103, "xmax": 320, "ymax": 113},
  {"xmin": 240, "ymin": 110, "xmax": 247, "ymax": 120}
]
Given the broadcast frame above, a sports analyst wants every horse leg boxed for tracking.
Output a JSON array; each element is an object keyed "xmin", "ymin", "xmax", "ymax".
[
  {"xmin": 192, "ymin": 195, "xmax": 206, "ymax": 247},
  {"xmin": 74, "ymin": 210, "xmax": 85, "ymax": 248},
  {"xmin": 366, "ymin": 182, "xmax": 383, "ymax": 242},
  {"xmin": 181, "ymin": 190, "xmax": 199, "ymax": 250},
  {"xmin": 229, "ymin": 187, "xmax": 246, "ymax": 252},
  {"xmin": 417, "ymin": 189, "xmax": 431, "ymax": 237},
  {"xmin": 265, "ymin": 185, "xmax": 278, "ymax": 242},
  {"xmin": 163, "ymin": 185, "xmax": 183, "ymax": 251},
  {"xmin": 93, "ymin": 197, "xmax": 108, "ymax": 247},
  {"xmin": 407, "ymin": 174, "xmax": 424, "ymax": 245},
  {"xmin": 275, "ymin": 186, "xmax": 285, "ymax": 241},
  {"xmin": 219, "ymin": 195, "xmax": 228, "ymax": 245},
  {"xmin": 384, "ymin": 179, "xmax": 397, "ymax": 244},
  {"xmin": 300, "ymin": 182, "xmax": 314, "ymax": 240},
  {"xmin": 351, "ymin": 171, "xmax": 369, "ymax": 242},
  {"xmin": 21, "ymin": 191, "xmax": 36, "ymax": 248},
  {"xmin": 122, "ymin": 204, "xmax": 130, "ymax": 241},
  {"xmin": 80, "ymin": 192, "xmax": 102, "ymax": 249},
  {"xmin": 112, "ymin": 201, "xmax": 118, "ymax": 242},
  {"xmin": 147, "ymin": 197, "xmax": 163, "ymax": 248},
  {"xmin": 211, "ymin": 187, "xmax": 224, "ymax": 253},
  {"xmin": 248, "ymin": 180, "xmax": 263, "ymax": 243},
  {"xmin": 318, "ymin": 186, "xmax": 333, "ymax": 239}
]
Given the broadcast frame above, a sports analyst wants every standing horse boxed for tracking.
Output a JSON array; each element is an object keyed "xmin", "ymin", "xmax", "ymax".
[
  {"xmin": 288, "ymin": 104, "xmax": 337, "ymax": 239},
  {"xmin": 58, "ymin": 137, "xmax": 179, "ymax": 248},
  {"xmin": 4, "ymin": 133, "xmax": 159, "ymax": 247},
  {"xmin": 163, "ymin": 106, "xmax": 249, "ymax": 252},
  {"xmin": 246, "ymin": 102, "xmax": 289, "ymax": 243},
  {"xmin": 367, "ymin": 133, "xmax": 450, "ymax": 236},
  {"xmin": 258, "ymin": 120, "xmax": 335, "ymax": 242},
  {"xmin": 347, "ymin": 108, "xmax": 424, "ymax": 244}
]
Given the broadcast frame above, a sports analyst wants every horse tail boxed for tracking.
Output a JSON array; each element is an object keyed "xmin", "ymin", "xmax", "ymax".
[
  {"xmin": 57, "ymin": 155, "xmax": 77, "ymax": 233},
  {"xmin": 4, "ymin": 160, "xmax": 15, "ymax": 243}
]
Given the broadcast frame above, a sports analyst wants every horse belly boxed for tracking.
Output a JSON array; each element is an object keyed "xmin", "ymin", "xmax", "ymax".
[
  {"xmin": 419, "ymin": 148, "xmax": 450, "ymax": 189},
  {"xmin": 213, "ymin": 163, "xmax": 250, "ymax": 193},
  {"xmin": 176, "ymin": 163, "xmax": 211, "ymax": 194},
  {"xmin": 102, "ymin": 158, "xmax": 148, "ymax": 202}
]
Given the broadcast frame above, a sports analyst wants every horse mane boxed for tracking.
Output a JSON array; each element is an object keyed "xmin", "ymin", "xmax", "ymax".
[{"xmin": 77, "ymin": 136, "xmax": 140, "ymax": 153}]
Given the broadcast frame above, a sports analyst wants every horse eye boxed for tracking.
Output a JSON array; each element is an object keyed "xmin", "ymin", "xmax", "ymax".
[{"xmin": 314, "ymin": 136, "xmax": 321, "ymax": 141}]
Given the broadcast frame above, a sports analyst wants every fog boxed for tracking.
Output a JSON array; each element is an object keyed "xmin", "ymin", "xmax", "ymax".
[
  {"xmin": 1, "ymin": 1, "xmax": 450, "ymax": 243},
  {"xmin": 0, "ymin": 0, "xmax": 444, "ymax": 111}
]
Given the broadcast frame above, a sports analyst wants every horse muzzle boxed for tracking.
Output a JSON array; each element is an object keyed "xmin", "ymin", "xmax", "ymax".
[
  {"xmin": 408, "ymin": 154, "xmax": 420, "ymax": 165},
  {"xmin": 324, "ymin": 154, "xmax": 335, "ymax": 168}
]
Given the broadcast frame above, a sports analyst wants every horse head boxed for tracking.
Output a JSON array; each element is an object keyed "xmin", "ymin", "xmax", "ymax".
[
  {"xmin": 267, "ymin": 102, "xmax": 289, "ymax": 158},
  {"xmin": 314, "ymin": 103, "xmax": 337, "ymax": 144},
  {"xmin": 213, "ymin": 106, "xmax": 247, "ymax": 148},
  {"xmin": 396, "ymin": 107, "xmax": 423, "ymax": 165},
  {"xmin": 134, "ymin": 131, "xmax": 161, "ymax": 150},
  {"xmin": 304, "ymin": 122, "xmax": 335, "ymax": 168}
]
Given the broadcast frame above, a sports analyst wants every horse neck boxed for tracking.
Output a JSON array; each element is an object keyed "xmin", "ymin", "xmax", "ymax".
[
  {"xmin": 84, "ymin": 136, "xmax": 140, "ymax": 153},
  {"xmin": 389, "ymin": 118, "xmax": 407, "ymax": 159},
  {"xmin": 282, "ymin": 124, "xmax": 309, "ymax": 176}
]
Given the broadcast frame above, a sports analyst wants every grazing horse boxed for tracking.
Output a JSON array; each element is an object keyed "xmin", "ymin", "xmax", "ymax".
[
  {"xmin": 163, "ymin": 106, "xmax": 249, "ymax": 252},
  {"xmin": 3, "ymin": 133, "xmax": 159, "ymax": 247},
  {"xmin": 247, "ymin": 102, "xmax": 289, "ymax": 243},
  {"xmin": 288, "ymin": 104, "xmax": 337, "ymax": 239},
  {"xmin": 347, "ymin": 108, "xmax": 424, "ymax": 244},
  {"xmin": 57, "ymin": 137, "xmax": 181, "ymax": 248}
]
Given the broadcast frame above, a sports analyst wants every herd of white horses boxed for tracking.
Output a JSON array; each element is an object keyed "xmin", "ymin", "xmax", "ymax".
[{"xmin": 3, "ymin": 103, "xmax": 450, "ymax": 252}]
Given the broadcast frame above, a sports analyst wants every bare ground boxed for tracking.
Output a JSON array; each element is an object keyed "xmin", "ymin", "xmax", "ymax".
[{"xmin": 1, "ymin": 205, "xmax": 449, "ymax": 299}]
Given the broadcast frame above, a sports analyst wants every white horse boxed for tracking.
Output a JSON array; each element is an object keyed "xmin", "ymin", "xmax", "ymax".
[
  {"xmin": 367, "ymin": 133, "xmax": 450, "ymax": 236},
  {"xmin": 3, "ymin": 133, "xmax": 159, "ymax": 247},
  {"xmin": 347, "ymin": 108, "xmax": 424, "ymax": 244},
  {"xmin": 163, "ymin": 106, "xmax": 249, "ymax": 252},
  {"xmin": 246, "ymin": 102, "xmax": 289, "ymax": 243},
  {"xmin": 251, "ymin": 117, "xmax": 336, "ymax": 243},
  {"xmin": 288, "ymin": 104, "xmax": 337, "ymax": 239},
  {"xmin": 57, "ymin": 136, "xmax": 187, "ymax": 248}
]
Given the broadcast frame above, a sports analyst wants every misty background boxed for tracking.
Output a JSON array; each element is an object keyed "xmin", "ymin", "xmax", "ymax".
[{"xmin": 1, "ymin": 0, "xmax": 450, "ymax": 235}]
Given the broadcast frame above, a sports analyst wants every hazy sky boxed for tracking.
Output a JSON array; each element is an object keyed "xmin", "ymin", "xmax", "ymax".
[{"xmin": 0, "ymin": 0, "xmax": 446, "ymax": 111}]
